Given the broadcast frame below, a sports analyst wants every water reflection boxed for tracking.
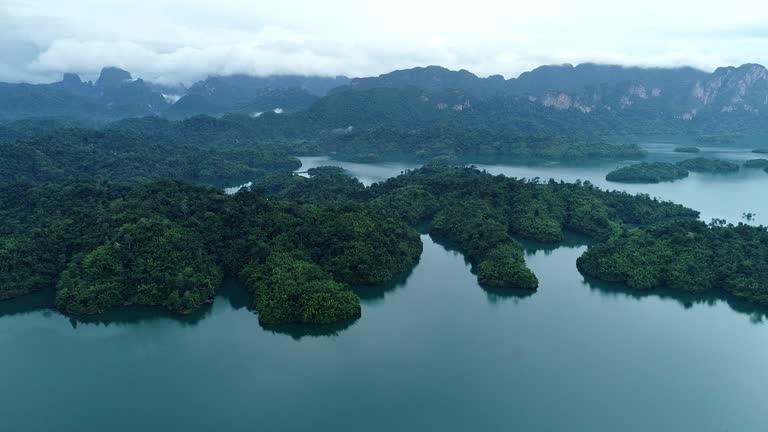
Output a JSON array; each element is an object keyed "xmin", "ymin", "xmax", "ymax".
[
  {"xmin": 0, "ymin": 288, "xmax": 55, "ymax": 318},
  {"xmin": 68, "ymin": 301, "xmax": 214, "ymax": 329},
  {"xmin": 64, "ymin": 282, "xmax": 247, "ymax": 328},
  {"xmin": 519, "ymin": 229, "xmax": 768, "ymax": 326},
  {"xmin": 581, "ymin": 275, "xmax": 768, "ymax": 325},
  {"xmin": 482, "ymin": 286, "xmax": 535, "ymax": 303},
  {"xmin": 258, "ymin": 318, "xmax": 359, "ymax": 340},
  {"xmin": 516, "ymin": 231, "xmax": 592, "ymax": 256},
  {"xmin": 0, "ymin": 278, "xmax": 245, "ymax": 328},
  {"xmin": 353, "ymin": 264, "xmax": 418, "ymax": 303}
]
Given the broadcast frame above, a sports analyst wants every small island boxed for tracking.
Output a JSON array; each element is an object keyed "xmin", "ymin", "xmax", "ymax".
[
  {"xmin": 674, "ymin": 146, "xmax": 701, "ymax": 153},
  {"xmin": 676, "ymin": 158, "xmax": 740, "ymax": 174},
  {"xmin": 344, "ymin": 153, "xmax": 383, "ymax": 163},
  {"xmin": 743, "ymin": 159, "xmax": 768, "ymax": 169},
  {"xmin": 695, "ymin": 134, "xmax": 742, "ymax": 145},
  {"xmin": 606, "ymin": 162, "xmax": 689, "ymax": 184},
  {"xmin": 753, "ymin": 148, "xmax": 768, "ymax": 154}
]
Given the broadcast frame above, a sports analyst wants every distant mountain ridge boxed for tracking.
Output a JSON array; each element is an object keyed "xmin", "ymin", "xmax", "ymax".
[
  {"xmin": 333, "ymin": 63, "xmax": 768, "ymax": 121},
  {"xmin": 0, "ymin": 68, "xmax": 351, "ymax": 123},
  {"xmin": 165, "ymin": 74, "xmax": 349, "ymax": 119},
  {"xmin": 1, "ymin": 63, "xmax": 768, "ymax": 129}
]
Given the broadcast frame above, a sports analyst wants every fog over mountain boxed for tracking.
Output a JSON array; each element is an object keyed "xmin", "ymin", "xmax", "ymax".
[{"xmin": 2, "ymin": 0, "xmax": 768, "ymax": 84}]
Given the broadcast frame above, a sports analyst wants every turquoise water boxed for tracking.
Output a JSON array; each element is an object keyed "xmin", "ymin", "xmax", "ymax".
[{"xmin": 2, "ymin": 144, "xmax": 768, "ymax": 431}]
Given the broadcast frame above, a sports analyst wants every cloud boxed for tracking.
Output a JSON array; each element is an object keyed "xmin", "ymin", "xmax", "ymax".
[{"xmin": 2, "ymin": 0, "xmax": 768, "ymax": 84}]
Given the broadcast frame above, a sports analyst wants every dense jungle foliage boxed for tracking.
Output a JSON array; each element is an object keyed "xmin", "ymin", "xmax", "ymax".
[
  {"xmin": 577, "ymin": 220, "xmax": 768, "ymax": 304},
  {"xmin": 318, "ymin": 127, "xmax": 646, "ymax": 161},
  {"xmin": 0, "ymin": 165, "xmax": 702, "ymax": 324},
  {"xmin": 0, "ymin": 127, "xmax": 301, "ymax": 184}
]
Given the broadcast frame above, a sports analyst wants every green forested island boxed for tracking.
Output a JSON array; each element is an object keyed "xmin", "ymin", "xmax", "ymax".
[
  {"xmin": 606, "ymin": 162, "xmax": 689, "ymax": 183},
  {"xmin": 743, "ymin": 159, "xmax": 768, "ymax": 169},
  {"xmin": 577, "ymin": 220, "xmax": 768, "ymax": 303},
  {"xmin": 674, "ymin": 146, "xmax": 701, "ymax": 153},
  {"xmin": 676, "ymin": 158, "xmax": 740, "ymax": 174},
  {"xmin": 695, "ymin": 134, "xmax": 743, "ymax": 145}
]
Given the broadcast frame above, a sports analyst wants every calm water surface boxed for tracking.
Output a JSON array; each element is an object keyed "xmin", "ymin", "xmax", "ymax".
[{"xmin": 2, "ymin": 143, "xmax": 768, "ymax": 431}]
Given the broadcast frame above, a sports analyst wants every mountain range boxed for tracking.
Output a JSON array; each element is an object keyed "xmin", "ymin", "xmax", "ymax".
[
  {"xmin": 2, "ymin": 63, "xmax": 768, "ymax": 133},
  {"xmin": 0, "ymin": 68, "xmax": 350, "ymax": 123}
]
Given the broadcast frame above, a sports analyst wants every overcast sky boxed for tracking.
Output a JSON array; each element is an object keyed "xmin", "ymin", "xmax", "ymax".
[{"xmin": 3, "ymin": 0, "xmax": 768, "ymax": 84}]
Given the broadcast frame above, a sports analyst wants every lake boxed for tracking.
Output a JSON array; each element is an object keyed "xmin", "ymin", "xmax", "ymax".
[{"xmin": 2, "ymin": 142, "xmax": 768, "ymax": 431}]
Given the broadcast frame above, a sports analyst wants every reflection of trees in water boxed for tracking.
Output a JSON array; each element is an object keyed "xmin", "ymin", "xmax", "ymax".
[
  {"xmin": 482, "ymin": 286, "xmax": 535, "ymax": 304},
  {"xmin": 581, "ymin": 275, "xmax": 768, "ymax": 325},
  {"xmin": 515, "ymin": 230, "xmax": 592, "ymax": 257},
  {"xmin": 67, "ymin": 277, "xmax": 256, "ymax": 328},
  {"xmin": 352, "ymin": 261, "xmax": 419, "ymax": 303},
  {"xmin": 0, "ymin": 278, "xmax": 247, "ymax": 329},
  {"xmin": 0, "ymin": 288, "xmax": 56, "ymax": 318},
  {"xmin": 258, "ymin": 318, "xmax": 359, "ymax": 340},
  {"xmin": 520, "ymin": 229, "xmax": 768, "ymax": 325}
]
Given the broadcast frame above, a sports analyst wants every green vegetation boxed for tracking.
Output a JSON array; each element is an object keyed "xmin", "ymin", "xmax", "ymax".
[
  {"xmin": 695, "ymin": 134, "xmax": 743, "ymax": 145},
  {"xmin": 431, "ymin": 201, "xmax": 538, "ymax": 289},
  {"xmin": 111, "ymin": 108, "xmax": 652, "ymax": 161},
  {"xmin": 577, "ymin": 220, "xmax": 768, "ymax": 304},
  {"xmin": 0, "ymin": 175, "xmax": 420, "ymax": 324},
  {"xmin": 743, "ymin": 159, "xmax": 768, "ymax": 169},
  {"xmin": 0, "ymin": 127, "xmax": 301, "ymax": 184},
  {"xmin": 606, "ymin": 162, "xmax": 689, "ymax": 184},
  {"xmin": 1, "ymin": 165, "xmax": 699, "ymax": 324},
  {"xmin": 56, "ymin": 217, "xmax": 222, "ymax": 314},
  {"xmin": 674, "ymin": 146, "xmax": 700, "ymax": 153},
  {"xmin": 676, "ymin": 158, "xmax": 740, "ymax": 174},
  {"xmin": 320, "ymin": 127, "xmax": 646, "ymax": 161},
  {"xmin": 243, "ymin": 252, "xmax": 360, "ymax": 325}
]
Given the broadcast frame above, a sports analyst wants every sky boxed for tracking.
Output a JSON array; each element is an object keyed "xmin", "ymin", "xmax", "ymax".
[{"xmin": 2, "ymin": 0, "xmax": 768, "ymax": 85}]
